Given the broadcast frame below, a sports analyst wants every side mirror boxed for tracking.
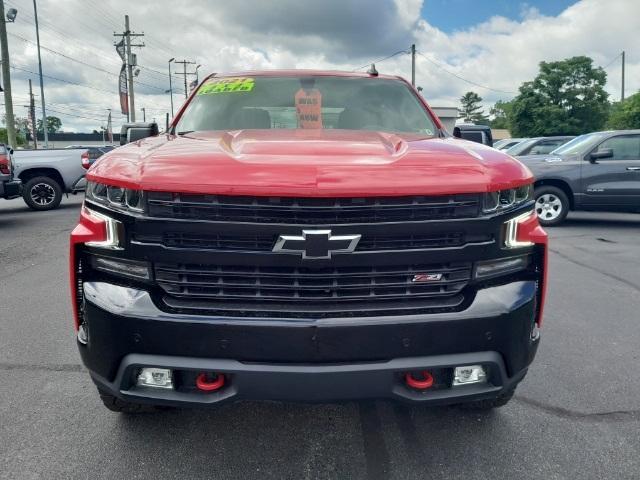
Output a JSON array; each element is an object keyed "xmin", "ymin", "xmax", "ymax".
[
  {"xmin": 120, "ymin": 122, "xmax": 159, "ymax": 145},
  {"xmin": 589, "ymin": 148, "xmax": 613, "ymax": 162},
  {"xmin": 8, "ymin": 147, "xmax": 13, "ymax": 155},
  {"xmin": 452, "ymin": 127, "xmax": 462, "ymax": 138}
]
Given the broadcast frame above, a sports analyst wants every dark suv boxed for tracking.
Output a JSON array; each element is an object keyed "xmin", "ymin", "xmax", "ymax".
[
  {"xmin": 505, "ymin": 136, "xmax": 575, "ymax": 157},
  {"xmin": 519, "ymin": 130, "xmax": 640, "ymax": 225}
]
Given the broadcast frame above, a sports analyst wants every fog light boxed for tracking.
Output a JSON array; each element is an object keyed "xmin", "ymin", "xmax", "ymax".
[
  {"xmin": 137, "ymin": 368, "xmax": 173, "ymax": 389},
  {"xmin": 475, "ymin": 255, "xmax": 530, "ymax": 280},
  {"xmin": 90, "ymin": 255, "xmax": 150, "ymax": 280},
  {"xmin": 453, "ymin": 365, "xmax": 487, "ymax": 386}
]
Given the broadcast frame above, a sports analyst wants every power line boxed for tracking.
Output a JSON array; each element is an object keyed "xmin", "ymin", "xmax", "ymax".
[
  {"xmin": 83, "ymin": 0, "xmax": 122, "ymax": 29},
  {"xmin": 7, "ymin": 0, "xmax": 119, "ymax": 51},
  {"xmin": 602, "ymin": 52, "xmax": 623, "ymax": 70},
  {"xmin": 353, "ymin": 49, "xmax": 409, "ymax": 71},
  {"xmin": 416, "ymin": 51, "xmax": 517, "ymax": 94},
  {"xmin": 9, "ymin": 64, "xmax": 117, "ymax": 95},
  {"xmin": 6, "ymin": 0, "xmax": 121, "ymax": 65},
  {"xmin": 138, "ymin": 65, "xmax": 183, "ymax": 82},
  {"xmin": 173, "ymin": 60, "xmax": 198, "ymax": 98},
  {"xmin": 6, "ymin": 2, "xmax": 175, "ymax": 89},
  {"xmin": 44, "ymin": 107, "xmax": 110, "ymax": 122},
  {"xmin": 13, "ymin": 103, "xmax": 112, "ymax": 123},
  {"xmin": 8, "ymin": 32, "xmax": 167, "ymax": 92}
]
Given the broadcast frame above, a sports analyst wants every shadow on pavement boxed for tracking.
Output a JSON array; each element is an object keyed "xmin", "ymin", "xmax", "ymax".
[{"xmin": 556, "ymin": 214, "xmax": 640, "ymax": 230}]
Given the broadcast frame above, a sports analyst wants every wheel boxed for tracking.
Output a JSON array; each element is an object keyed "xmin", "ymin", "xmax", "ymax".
[
  {"xmin": 22, "ymin": 176, "xmax": 63, "ymax": 211},
  {"xmin": 534, "ymin": 186, "xmax": 569, "ymax": 226},
  {"xmin": 97, "ymin": 388, "xmax": 165, "ymax": 414},
  {"xmin": 456, "ymin": 387, "xmax": 515, "ymax": 411}
]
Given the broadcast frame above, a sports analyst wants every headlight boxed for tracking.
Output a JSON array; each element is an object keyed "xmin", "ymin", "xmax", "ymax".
[
  {"xmin": 482, "ymin": 184, "xmax": 532, "ymax": 214},
  {"xmin": 86, "ymin": 181, "xmax": 144, "ymax": 212}
]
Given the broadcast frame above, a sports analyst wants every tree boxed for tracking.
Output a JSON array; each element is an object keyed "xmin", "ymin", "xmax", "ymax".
[
  {"xmin": 36, "ymin": 116, "xmax": 62, "ymax": 134},
  {"xmin": 489, "ymin": 100, "xmax": 513, "ymax": 129},
  {"xmin": 509, "ymin": 56, "xmax": 609, "ymax": 137},
  {"xmin": 606, "ymin": 92, "xmax": 640, "ymax": 129},
  {"xmin": 459, "ymin": 91, "xmax": 488, "ymax": 124},
  {"xmin": 1, "ymin": 114, "xmax": 28, "ymax": 146},
  {"xmin": 0, "ymin": 127, "xmax": 26, "ymax": 146}
]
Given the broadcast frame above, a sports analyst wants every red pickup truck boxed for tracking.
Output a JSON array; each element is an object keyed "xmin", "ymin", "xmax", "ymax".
[{"xmin": 71, "ymin": 70, "xmax": 547, "ymax": 413}]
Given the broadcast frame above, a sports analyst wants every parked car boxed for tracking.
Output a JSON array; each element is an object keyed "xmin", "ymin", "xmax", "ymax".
[
  {"xmin": 0, "ymin": 144, "xmax": 22, "ymax": 201},
  {"xmin": 505, "ymin": 136, "xmax": 575, "ymax": 157},
  {"xmin": 493, "ymin": 138, "xmax": 526, "ymax": 151},
  {"xmin": 71, "ymin": 70, "xmax": 547, "ymax": 413},
  {"xmin": 65, "ymin": 145, "xmax": 116, "ymax": 168},
  {"xmin": 519, "ymin": 130, "xmax": 640, "ymax": 226},
  {"xmin": 453, "ymin": 124, "xmax": 493, "ymax": 146},
  {"xmin": 12, "ymin": 148, "xmax": 90, "ymax": 210}
]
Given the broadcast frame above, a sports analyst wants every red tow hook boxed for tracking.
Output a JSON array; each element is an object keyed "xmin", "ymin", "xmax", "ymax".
[
  {"xmin": 405, "ymin": 370, "xmax": 434, "ymax": 390},
  {"xmin": 196, "ymin": 372, "xmax": 225, "ymax": 392}
]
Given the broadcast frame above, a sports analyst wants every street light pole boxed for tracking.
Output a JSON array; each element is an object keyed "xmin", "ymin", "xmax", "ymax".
[
  {"xmin": 168, "ymin": 57, "xmax": 174, "ymax": 117},
  {"xmin": 141, "ymin": 107, "xmax": 145, "ymax": 122},
  {"xmin": 0, "ymin": 0, "xmax": 17, "ymax": 149},
  {"xmin": 32, "ymin": 0, "xmax": 48, "ymax": 147}
]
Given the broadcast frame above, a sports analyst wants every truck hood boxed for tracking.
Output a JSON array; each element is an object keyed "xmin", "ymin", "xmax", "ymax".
[{"xmin": 88, "ymin": 130, "xmax": 532, "ymax": 196}]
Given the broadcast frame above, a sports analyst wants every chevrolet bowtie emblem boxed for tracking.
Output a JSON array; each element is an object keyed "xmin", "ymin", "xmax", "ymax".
[{"xmin": 273, "ymin": 230, "xmax": 361, "ymax": 259}]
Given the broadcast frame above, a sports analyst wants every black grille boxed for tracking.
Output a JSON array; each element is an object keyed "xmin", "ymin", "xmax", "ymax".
[
  {"xmin": 154, "ymin": 262, "xmax": 472, "ymax": 318},
  {"xmin": 134, "ymin": 231, "xmax": 486, "ymax": 252},
  {"xmin": 146, "ymin": 192, "xmax": 481, "ymax": 224}
]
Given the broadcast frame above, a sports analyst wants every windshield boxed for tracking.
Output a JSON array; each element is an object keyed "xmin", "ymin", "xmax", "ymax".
[
  {"xmin": 175, "ymin": 75, "xmax": 437, "ymax": 135},
  {"xmin": 505, "ymin": 138, "xmax": 537, "ymax": 156},
  {"xmin": 550, "ymin": 132, "xmax": 610, "ymax": 155}
]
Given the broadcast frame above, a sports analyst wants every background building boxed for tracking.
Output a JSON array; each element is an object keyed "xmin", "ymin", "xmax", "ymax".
[{"xmin": 26, "ymin": 132, "xmax": 120, "ymax": 148}]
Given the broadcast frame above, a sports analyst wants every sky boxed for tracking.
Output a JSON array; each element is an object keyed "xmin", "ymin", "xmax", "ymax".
[{"xmin": 2, "ymin": 0, "xmax": 637, "ymax": 133}]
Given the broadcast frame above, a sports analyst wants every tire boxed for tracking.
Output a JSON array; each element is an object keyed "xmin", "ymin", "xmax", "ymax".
[
  {"xmin": 97, "ymin": 388, "xmax": 165, "ymax": 414},
  {"xmin": 456, "ymin": 387, "xmax": 515, "ymax": 411},
  {"xmin": 22, "ymin": 176, "xmax": 63, "ymax": 211},
  {"xmin": 533, "ymin": 185, "xmax": 569, "ymax": 226}
]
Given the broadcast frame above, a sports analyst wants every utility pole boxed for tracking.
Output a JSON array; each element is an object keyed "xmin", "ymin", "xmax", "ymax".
[
  {"xmin": 621, "ymin": 50, "xmax": 625, "ymax": 102},
  {"xmin": 29, "ymin": 79, "xmax": 36, "ymax": 149},
  {"xmin": 168, "ymin": 57, "xmax": 174, "ymax": 117},
  {"xmin": 115, "ymin": 15, "xmax": 144, "ymax": 122},
  {"xmin": 33, "ymin": 0, "xmax": 48, "ymax": 147},
  {"xmin": 0, "ymin": 0, "xmax": 17, "ymax": 149},
  {"xmin": 174, "ymin": 60, "xmax": 197, "ymax": 98},
  {"xmin": 411, "ymin": 44, "xmax": 416, "ymax": 87}
]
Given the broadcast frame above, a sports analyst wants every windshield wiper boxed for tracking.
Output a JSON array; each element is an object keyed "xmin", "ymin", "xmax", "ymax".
[{"xmin": 176, "ymin": 130, "xmax": 195, "ymax": 136}]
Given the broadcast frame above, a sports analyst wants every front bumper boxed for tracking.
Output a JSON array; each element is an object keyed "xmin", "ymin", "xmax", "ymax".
[
  {"xmin": 1, "ymin": 179, "xmax": 22, "ymax": 199},
  {"xmin": 79, "ymin": 279, "xmax": 540, "ymax": 406}
]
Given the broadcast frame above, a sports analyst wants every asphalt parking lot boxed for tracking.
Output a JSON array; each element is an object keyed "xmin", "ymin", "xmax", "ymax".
[{"xmin": 1, "ymin": 195, "xmax": 639, "ymax": 480}]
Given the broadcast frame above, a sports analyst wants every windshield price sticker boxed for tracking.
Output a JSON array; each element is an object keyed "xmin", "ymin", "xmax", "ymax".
[
  {"xmin": 198, "ymin": 78, "xmax": 255, "ymax": 95},
  {"xmin": 295, "ymin": 88, "xmax": 323, "ymax": 129}
]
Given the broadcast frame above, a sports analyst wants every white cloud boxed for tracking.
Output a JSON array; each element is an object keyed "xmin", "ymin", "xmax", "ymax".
[
  {"xmin": 394, "ymin": 0, "xmax": 424, "ymax": 28},
  {"xmin": 2, "ymin": 0, "xmax": 637, "ymax": 132}
]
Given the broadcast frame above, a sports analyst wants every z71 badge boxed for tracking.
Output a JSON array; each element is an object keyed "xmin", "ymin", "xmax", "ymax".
[{"xmin": 412, "ymin": 273, "xmax": 444, "ymax": 282}]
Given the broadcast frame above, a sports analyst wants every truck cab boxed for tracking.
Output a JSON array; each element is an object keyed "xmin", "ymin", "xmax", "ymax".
[
  {"xmin": 453, "ymin": 124, "xmax": 493, "ymax": 147},
  {"xmin": 71, "ymin": 70, "xmax": 547, "ymax": 413}
]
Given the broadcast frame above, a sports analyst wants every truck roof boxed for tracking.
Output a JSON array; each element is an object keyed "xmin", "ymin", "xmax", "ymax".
[{"xmin": 206, "ymin": 69, "xmax": 404, "ymax": 81}]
